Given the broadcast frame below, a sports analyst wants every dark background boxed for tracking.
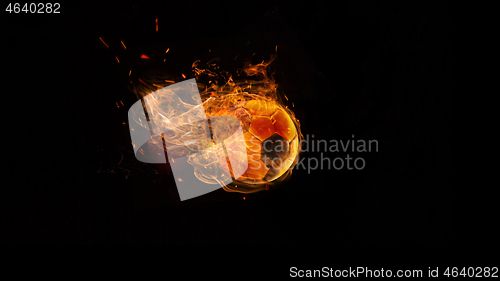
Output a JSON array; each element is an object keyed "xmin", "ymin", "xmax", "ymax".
[{"xmin": 1, "ymin": 0, "xmax": 451, "ymax": 245}]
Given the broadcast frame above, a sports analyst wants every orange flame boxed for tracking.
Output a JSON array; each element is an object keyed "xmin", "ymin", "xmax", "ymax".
[{"xmin": 129, "ymin": 55, "xmax": 302, "ymax": 194}]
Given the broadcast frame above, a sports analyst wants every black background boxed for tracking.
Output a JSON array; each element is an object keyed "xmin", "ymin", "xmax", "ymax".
[{"xmin": 1, "ymin": 0, "xmax": 451, "ymax": 246}]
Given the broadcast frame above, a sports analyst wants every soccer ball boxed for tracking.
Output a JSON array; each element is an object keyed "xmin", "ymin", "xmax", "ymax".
[{"xmin": 211, "ymin": 98, "xmax": 299, "ymax": 185}]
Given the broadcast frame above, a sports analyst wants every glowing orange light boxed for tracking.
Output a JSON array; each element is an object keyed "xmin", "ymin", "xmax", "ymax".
[
  {"xmin": 136, "ymin": 55, "xmax": 301, "ymax": 195},
  {"xmin": 166, "ymin": 48, "xmax": 170, "ymax": 53},
  {"xmin": 115, "ymin": 56, "xmax": 120, "ymax": 64},
  {"xmin": 140, "ymin": 54, "xmax": 150, "ymax": 59},
  {"xmin": 99, "ymin": 37, "xmax": 109, "ymax": 49},
  {"xmin": 155, "ymin": 18, "xmax": 158, "ymax": 32},
  {"xmin": 243, "ymin": 197, "xmax": 246, "ymax": 200},
  {"xmin": 121, "ymin": 40, "xmax": 126, "ymax": 50}
]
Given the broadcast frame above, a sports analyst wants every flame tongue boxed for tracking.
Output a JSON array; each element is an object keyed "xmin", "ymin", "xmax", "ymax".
[{"xmin": 132, "ymin": 56, "xmax": 302, "ymax": 194}]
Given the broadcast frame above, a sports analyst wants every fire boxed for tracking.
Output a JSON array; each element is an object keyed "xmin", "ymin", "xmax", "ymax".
[{"xmin": 129, "ymin": 55, "xmax": 302, "ymax": 194}]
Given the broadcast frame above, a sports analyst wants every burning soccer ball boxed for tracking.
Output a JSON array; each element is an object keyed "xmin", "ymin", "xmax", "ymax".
[{"xmin": 209, "ymin": 97, "xmax": 299, "ymax": 185}]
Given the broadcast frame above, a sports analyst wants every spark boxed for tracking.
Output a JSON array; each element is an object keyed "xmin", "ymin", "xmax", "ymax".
[
  {"xmin": 243, "ymin": 197, "xmax": 246, "ymax": 200},
  {"xmin": 129, "ymin": 70, "xmax": 132, "ymax": 76},
  {"xmin": 115, "ymin": 56, "xmax": 120, "ymax": 64},
  {"xmin": 140, "ymin": 54, "xmax": 150, "ymax": 59},
  {"xmin": 275, "ymin": 45, "xmax": 278, "ymax": 52},
  {"xmin": 178, "ymin": 178, "xmax": 183, "ymax": 182},
  {"xmin": 99, "ymin": 37, "xmax": 109, "ymax": 49},
  {"xmin": 138, "ymin": 78, "xmax": 147, "ymax": 85},
  {"xmin": 181, "ymin": 74, "xmax": 186, "ymax": 79},
  {"xmin": 116, "ymin": 102, "xmax": 120, "ymax": 108},
  {"xmin": 292, "ymin": 102, "xmax": 294, "ymax": 107},
  {"xmin": 166, "ymin": 48, "xmax": 170, "ymax": 53},
  {"xmin": 165, "ymin": 80, "xmax": 175, "ymax": 83},
  {"xmin": 120, "ymin": 40, "xmax": 126, "ymax": 49},
  {"xmin": 120, "ymin": 100, "xmax": 124, "ymax": 106},
  {"xmin": 284, "ymin": 95, "xmax": 288, "ymax": 100},
  {"xmin": 155, "ymin": 18, "xmax": 158, "ymax": 32}
]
